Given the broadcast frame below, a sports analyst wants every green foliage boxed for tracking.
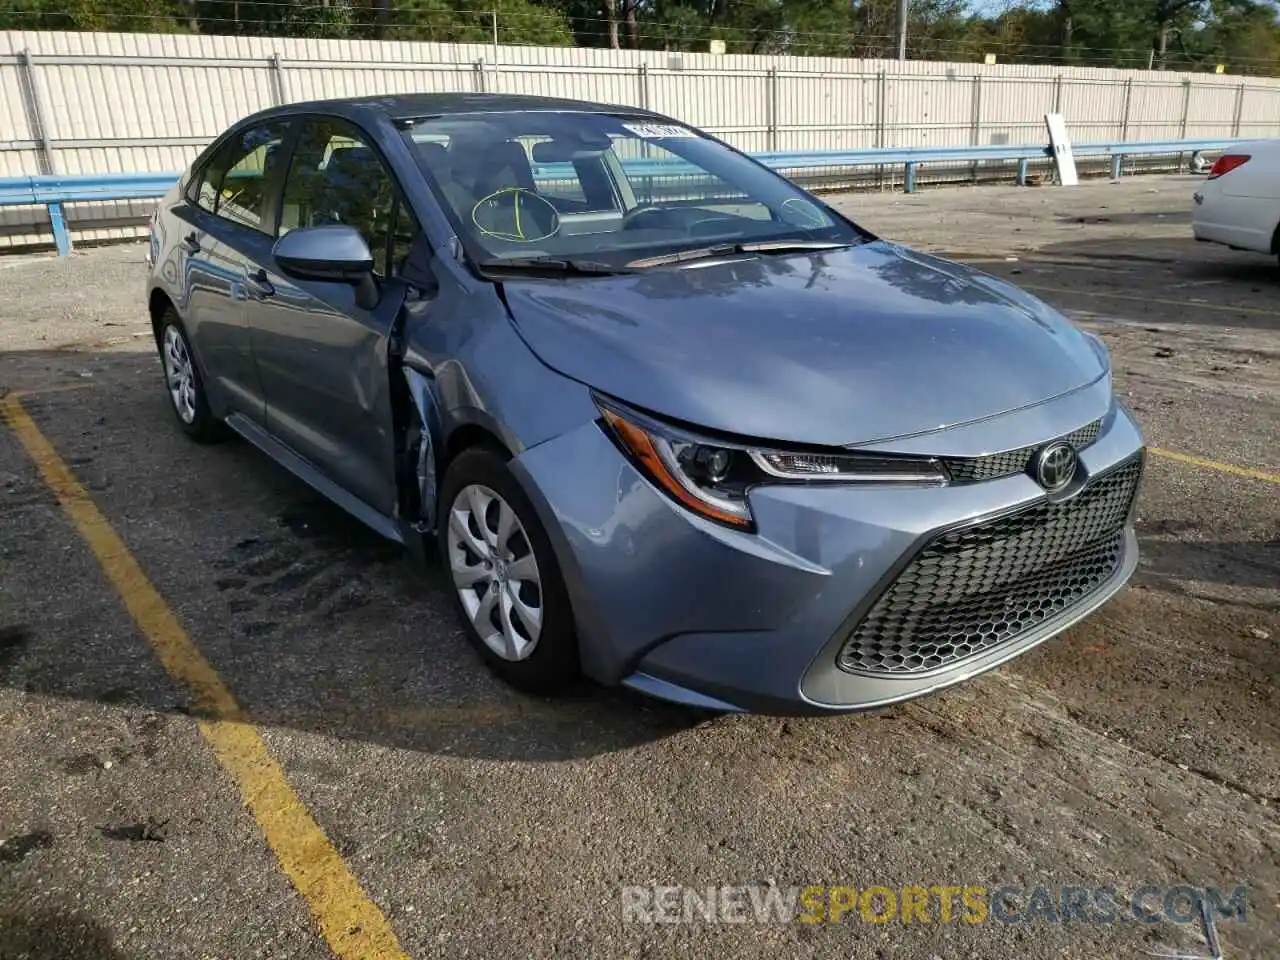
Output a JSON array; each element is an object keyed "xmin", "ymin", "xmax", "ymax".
[
  {"xmin": 0, "ymin": 0, "xmax": 185, "ymax": 33},
  {"xmin": 389, "ymin": 0, "xmax": 574, "ymax": 44},
  {"xmin": 1, "ymin": 0, "xmax": 1277, "ymax": 74}
]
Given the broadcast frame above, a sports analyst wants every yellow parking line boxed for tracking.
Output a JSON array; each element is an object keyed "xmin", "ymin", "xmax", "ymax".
[
  {"xmin": 0, "ymin": 394, "xmax": 412, "ymax": 960},
  {"xmin": 1149, "ymin": 446, "xmax": 1280, "ymax": 484},
  {"xmin": 1018, "ymin": 283, "xmax": 1280, "ymax": 318},
  {"xmin": 2, "ymin": 382, "xmax": 100, "ymax": 401}
]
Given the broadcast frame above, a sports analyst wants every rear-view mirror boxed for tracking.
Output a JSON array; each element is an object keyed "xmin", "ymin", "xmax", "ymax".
[{"xmin": 530, "ymin": 140, "xmax": 607, "ymax": 163}]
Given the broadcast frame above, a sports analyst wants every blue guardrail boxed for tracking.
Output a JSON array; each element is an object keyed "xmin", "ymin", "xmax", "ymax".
[{"xmin": 0, "ymin": 138, "xmax": 1244, "ymax": 256}]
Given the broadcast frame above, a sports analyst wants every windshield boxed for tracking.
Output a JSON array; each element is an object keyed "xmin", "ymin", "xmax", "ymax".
[{"xmin": 400, "ymin": 111, "xmax": 864, "ymax": 268}]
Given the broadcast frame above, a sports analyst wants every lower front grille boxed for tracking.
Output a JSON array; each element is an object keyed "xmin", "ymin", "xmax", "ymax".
[{"xmin": 837, "ymin": 455, "xmax": 1142, "ymax": 676}]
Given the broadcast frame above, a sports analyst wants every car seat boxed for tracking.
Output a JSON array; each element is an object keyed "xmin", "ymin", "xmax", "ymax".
[
  {"xmin": 473, "ymin": 140, "xmax": 537, "ymax": 199},
  {"xmin": 414, "ymin": 141, "xmax": 477, "ymax": 216}
]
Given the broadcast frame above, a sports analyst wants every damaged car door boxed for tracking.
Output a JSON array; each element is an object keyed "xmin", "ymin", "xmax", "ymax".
[{"xmin": 248, "ymin": 114, "xmax": 424, "ymax": 518}]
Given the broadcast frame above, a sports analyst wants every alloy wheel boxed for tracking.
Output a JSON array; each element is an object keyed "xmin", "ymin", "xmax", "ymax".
[
  {"xmin": 446, "ymin": 483, "xmax": 544, "ymax": 661},
  {"xmin": 162, "ymin": 325, "xmax": 197, "ymax": 425}
]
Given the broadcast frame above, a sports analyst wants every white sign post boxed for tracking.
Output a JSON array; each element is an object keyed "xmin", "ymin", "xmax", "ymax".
[{"xmin": 1044, "ymin": 113, "xmax": 1078, "ymax": 187}]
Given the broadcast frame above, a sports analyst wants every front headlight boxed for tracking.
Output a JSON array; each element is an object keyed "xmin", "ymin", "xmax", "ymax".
[{"xmin": 597, "ymin": 398, "xmax": 947, "ymax": 531}]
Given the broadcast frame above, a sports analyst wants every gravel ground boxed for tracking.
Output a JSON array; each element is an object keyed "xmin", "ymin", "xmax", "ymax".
[{"xmin": 0, "ymin": 174, "xmax": 1276, "ymax": 959}]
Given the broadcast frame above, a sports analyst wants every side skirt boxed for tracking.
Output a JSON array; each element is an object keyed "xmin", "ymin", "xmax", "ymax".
[{"xmin": 224, "ymin": 412, "xmax": 404, "ymax": 545}]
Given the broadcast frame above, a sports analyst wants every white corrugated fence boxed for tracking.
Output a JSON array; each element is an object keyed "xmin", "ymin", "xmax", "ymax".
[{"xmin": 4, "ymin": 29, "xmax": 1280, "ymax": 248}]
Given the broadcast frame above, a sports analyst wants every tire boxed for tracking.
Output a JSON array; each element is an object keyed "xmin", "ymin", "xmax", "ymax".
[
  {"xmin": 157, "ymin": 308, "xmax": 225, "ymax": 443},
  {"xmin": 438, "ymin": 446, "xmax": 580, "ymax": 693}
]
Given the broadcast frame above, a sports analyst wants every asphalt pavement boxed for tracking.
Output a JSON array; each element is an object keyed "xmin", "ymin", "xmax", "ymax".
[{"xmin": 1, "ymin": 174, "xmax": 1276, "ymax": 959}]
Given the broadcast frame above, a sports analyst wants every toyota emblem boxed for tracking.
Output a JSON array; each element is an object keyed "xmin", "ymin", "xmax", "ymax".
[{"xmin": 1032, "ymin": 441, "xmax": 1078, "ymax": 492}]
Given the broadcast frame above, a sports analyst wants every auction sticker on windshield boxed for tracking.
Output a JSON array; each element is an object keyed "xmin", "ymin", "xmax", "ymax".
[{"xmin": 622, "ymin": 123, "xmax": 698, "ymax": 138}]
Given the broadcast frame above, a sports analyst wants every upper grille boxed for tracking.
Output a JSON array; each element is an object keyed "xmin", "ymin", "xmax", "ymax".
[
  {"xmin": 943, "ymin": 419, "xmax": 1103, "ymax": 484},
  {"xmin": 837, "ymin": 455, "xmax": 1142, "ymax": 676}
]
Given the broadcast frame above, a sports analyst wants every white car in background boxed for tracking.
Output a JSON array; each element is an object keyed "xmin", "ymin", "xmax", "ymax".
[{"xmin": 1192, "ymin": 139, "xmax": 1280, "ymax": 262}]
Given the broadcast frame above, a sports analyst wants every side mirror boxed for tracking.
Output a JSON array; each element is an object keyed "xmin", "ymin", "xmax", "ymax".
[{"xmin": 273, "ymin": 224, "xmax": 374, "ymax": 283}]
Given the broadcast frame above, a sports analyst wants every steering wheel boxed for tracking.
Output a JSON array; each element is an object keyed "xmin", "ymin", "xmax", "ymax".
[
  {"xmin": 621, "ymin": 205, "xmax": 677, "ymax": 231},
  {"xmin": 777, "ymin": 197, "xmax": 828, "ymax": 229}
]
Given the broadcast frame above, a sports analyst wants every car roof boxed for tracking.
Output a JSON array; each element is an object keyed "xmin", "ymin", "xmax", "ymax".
[{"xmin": 251, "ymin": 93, "xmax": 664, "ymax": 124}]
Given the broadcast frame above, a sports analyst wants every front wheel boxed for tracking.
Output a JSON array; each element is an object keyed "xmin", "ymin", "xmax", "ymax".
[
  {"xmin": 157, "ymin": 309, "xmax": 225, "ymax": 443},
  {"xmin": 438, "ymin": 447, "xmax": 579, "ymax": 693}
]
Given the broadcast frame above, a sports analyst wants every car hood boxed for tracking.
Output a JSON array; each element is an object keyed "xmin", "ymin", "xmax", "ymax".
[{"xmin": 500, "ymin": 241, "xmax": 1106, "ymax": 447}]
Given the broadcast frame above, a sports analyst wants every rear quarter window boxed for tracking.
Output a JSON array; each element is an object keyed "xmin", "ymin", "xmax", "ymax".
[{"xmin": 190, "ymin": 121, "xmax": 290, "ymax": 233}]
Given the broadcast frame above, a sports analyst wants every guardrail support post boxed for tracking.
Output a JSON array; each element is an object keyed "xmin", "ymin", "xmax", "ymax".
[
  {"xmin": 1017, "ymin": 158, "xmax": 1028, "ymax": 186},
  {"xmin": 904, "ymin": 161, "xmax": 916, "ymax": 193},
  {"xmin": 1111, "ymin": 154, "xmax": 1122, "ymax": 180},
  {"xmin": 48, "ymin": 201, "xmax": 71, "ymax": 257}
]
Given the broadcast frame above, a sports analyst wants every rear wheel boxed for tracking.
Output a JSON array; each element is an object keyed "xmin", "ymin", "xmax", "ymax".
[
  {"xmin": 438, "ymin": 447, "xmax": 579, "ymax": 692},
  {"xmin": 157, "ymin": 309, "xmax": 225, "ymax": 443}
]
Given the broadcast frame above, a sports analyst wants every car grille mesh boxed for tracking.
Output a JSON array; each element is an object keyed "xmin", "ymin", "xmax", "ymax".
[
  {"xmin": 836, "ymin": 455, "xmax": 1142, "ymax": 676},
  {"xmin": 942, "ymin": 419, "xmax": 1103, "ymax": 484}
]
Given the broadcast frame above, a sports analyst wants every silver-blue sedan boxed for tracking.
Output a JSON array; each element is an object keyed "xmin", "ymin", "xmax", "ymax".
[{"xmin": 145, "ymin": 93, "xmax": 1145, "ymax": 714}]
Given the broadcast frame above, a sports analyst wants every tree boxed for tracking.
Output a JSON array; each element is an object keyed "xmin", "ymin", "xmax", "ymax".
[
  {"xmin": 390, "ymin": 0, "xmax": 574, "ymax": 44},
  {"xmin": 1, "ymin": 0, "xmax": 1275, "ymax": 75}
]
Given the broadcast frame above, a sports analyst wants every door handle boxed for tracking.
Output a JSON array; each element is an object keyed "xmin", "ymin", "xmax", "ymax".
[
  {"xmin": 246, "ymin": 268, "xmax": 275, "ymax": 299},
  {"xmin": 182, "ymin": 231, "xmax": 201, "ymax": 253}
]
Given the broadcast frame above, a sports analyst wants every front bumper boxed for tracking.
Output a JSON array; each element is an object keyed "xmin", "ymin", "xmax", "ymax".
[{"xmin": 510, "ymin": 386, "xmax": 1145, "ymax": 715}]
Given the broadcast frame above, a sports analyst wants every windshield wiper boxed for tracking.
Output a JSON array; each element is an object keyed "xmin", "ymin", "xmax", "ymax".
[
  {"xmin": 476, "ymin": 256, "xmax": 632, "ymax": 277},
  {"xmin": 625, "ymin": 240, "xmax": 856, "ymax": 269},
  {"xmin": 739, "ymin": 239, "xmax": 859, "ymax": 253}
]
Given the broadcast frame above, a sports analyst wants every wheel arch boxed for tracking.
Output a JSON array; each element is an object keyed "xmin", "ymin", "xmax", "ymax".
[
  {"xmin": 394, "ymin": 367, "xmax": 517, "ymax": 540},
  {"xmin": 445, "ymin": 421, "xmax": 512, "ymax": 462},
  {"xmin": 148, "ymin": 287, "xmax": 175, "ymax": 347}
]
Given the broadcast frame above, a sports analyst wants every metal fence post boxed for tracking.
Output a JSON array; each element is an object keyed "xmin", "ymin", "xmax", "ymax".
[
  {"xmin": 1053, "ymin": 74, "xmax": 1063, "ymax": 114},
  {"xmin": 1232, "ymin": 82, "xmax": 1245, "ymax": 138},
  {"xmin": 767, "ymin": 67, "xmax": 778, "ymax": 152},
  {"xmin": 492, "ymin": 10, "xmax": 499, "ymax": 73},
  {"xmin": 969, "ymin": 74, "xmax": 982, "ymax": 183},
  {"xmin": 17, "ymin": 49, "xmax": 69, "ymax": 255},
  {"xmin": 1178, "ymin": 78, "xmax": 1192, "ymax": 172},
  {"xmin": 875, "ymin": 70, "xmax": 887, "ymax": 148},
  {"xmin": 875, "ymin": 70, "xmax": 887, "ymax": 189},
  {"xmin": 1179, "ymin": 79, "xmax": 1192, "ymax": 138},
  {"xmin": 473, "ymin": 59, "xmax": 486, "ymax": 94},
  {"xmin": 637, "ymin": 63, "xmax": 649, "ymax": 110},
  {"xmin": 1120, "ymin": 78, "xmax": 1133, "ymax": 142},
  {"xmin": 270, "ymin": 52, "xmax": 288, "ymax": 105}
]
